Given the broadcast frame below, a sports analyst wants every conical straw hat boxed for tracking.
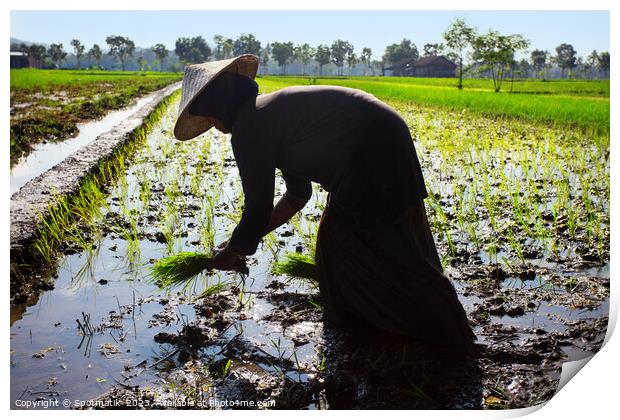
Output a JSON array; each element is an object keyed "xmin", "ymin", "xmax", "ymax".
[{"xmin": 173, "ymin": 54, "xmax": 259, "ymax": 140}]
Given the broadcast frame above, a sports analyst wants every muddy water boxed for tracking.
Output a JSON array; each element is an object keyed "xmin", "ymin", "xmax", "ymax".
[
  {"xmin": 10, "ymin": 95, "xmax": 155, "ymax": 195},
  {"xmin": 10, "ymin": 99, "xmax": 609, "ymax": 409}
]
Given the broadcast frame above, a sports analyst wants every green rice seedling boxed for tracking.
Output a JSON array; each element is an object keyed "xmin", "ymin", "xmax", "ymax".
[
  {"xmin": 505, "ymin": 225, "xmax": 525, "ymax": 264},
  {"xmin": 566, "ymin": 203, "xmax": 578, "ymax": 240},
  {"xmin": 272, "ymin": 252, "xmax": 318, "ymax": 285},
  {"xmin": 198, "ymin": 281, "xmax": 230, "ymax": 299},
  {"xmin": 532, "ymin": 205, "xmax": 550, "ymax": 250},
  {"xmin": 466, "ymin": 219, "xmax": 481, "ymax": 254},
  {"xmin": 149, "ymin": 251, "xmax": 213, "ymax": 288},
  {"xmin": 160, "ymin": 137, "xmax": 174, "ymax": 160},
  {"xmin": 289, "ymin": 213, "xmax": 319, "ymax": 255},
  {"xmin": 197, "ymin": 201, "xmax": 216, "ymax": 251},
  {"xmin": 263, "ymin": 231, "xmax": 280, "ymax": 258},
  {"xmin": 138, "ymin": 171, "xmax": 152, "ymax": 208},
  {"xmin": 160, "ymin": 203, "xmax": 181, "ymax": 254},
  {"xmin": 236, "ymin": 287, "xmax": 254, "ymax": 309},
  {"xmin": 190, "ymin": 171, "xmax": 203, "ymax": 199},
  {"xmin": 198, "ymin": 136, "xmax": 211, "ymax": 162},
  {"xmin": 123, "ymin": 217, "xmax": 141, "ymax": 265},
  {"xmin": 510, "ymin": 189, "xmax": 531, "ymax": 237},
  {"xmin": 444, "ymin": 226, "xmax": 456, "ymax": 258},
  {"xmin": 454, "ymin": 183, "xmax": 467, "ymax": 232},
  {"xmin": 426, "ymin": 192, "xmax": 456, "ymax": 258},
  {"xmin": 32, "ymin": 231, "xmax": 54, "ymax": 265}
]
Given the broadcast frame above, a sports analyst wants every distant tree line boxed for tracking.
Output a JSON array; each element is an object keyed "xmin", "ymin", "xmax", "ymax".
[{"xmin": 11, "ymin": 21, "xmax": 610, "ymax": 84}]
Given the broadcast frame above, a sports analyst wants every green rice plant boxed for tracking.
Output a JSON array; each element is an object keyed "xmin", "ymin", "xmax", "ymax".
[
  {"xmin": 486, "ymin": 236, "xmax": 499, "ymax": 265},
  {"xmin": 505, "ymin": 224, "xmax": 525, "ymax": 264},
  {"xmin": 197, "ymin": 197, "xmax": 216, "ymax": 251},
  {"xmin": 566, "ymin": 203, "xmax": 578, "ymax": 240},
  {"xmin": 289, "ymin": 212, "xmax": 319, "ymax": 255},
  {"xmin": 160, "ymin": 203, "xmax": 181, "ymax": 254},
  {"xmin": 160, "ymin": 137, "xmax": 174, "ymax": 160},
  {"xmin": 149, "ymin": 251, "xmax": 213, "ymax": 288},
  {"xmin": 190, "ymin": 171, "xmax": 203, "ymax": 199},
  {"xmin": 198, "ymin": 136, "xmax": 211, "ymax": 162},
  {"xmin": 272, "ymin": 252, "xmax": 318, "ymax": 286},
  {"xmin": 263, "ymin": 231, "xmax": 280, "ymax": 258},
  {"xmin": 426, "ymin": 192, "xmax": 456, "ymax": 258},
  {"xmin": 123, "ymin": 218, "xmax": 141, "ymax": 266},
  {"xmin": 199, "ymin": 281, "xmax": 230, "ymax": 298},
  {"xmin": 138, "ymin": 171, "xmax": 152, "ymax": 208},
  {"xmin": 466, "ymin": 219, "xmax": 481, "ymax": 254},
  {"xmin": 236, "ymin": 287, "xmax": 254, "ymax": 309},
  {"xmin": 31, "ymin": 231, "xmax": 54, "ymax": 265}
]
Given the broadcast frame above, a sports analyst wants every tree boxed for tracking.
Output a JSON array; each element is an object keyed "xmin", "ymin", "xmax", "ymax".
[
  {"xmin": 585, "ymin": 50, "xmax": 599, "ymax": 79},
  {"xmin": 423, "ymin": 43, "xmax": 444, "ymax": 57},
  {"xmin": 443, "ymin": 18, "xmax": 476, "ymax": 89},
  {"xmin": 382, "ymin": 38, "xmax": 419, "ymax": 68},
  {"xmin": 48, "ymin": 43, "xmax": 67, "ymax": 68},
  {"xmin": 517, "ymin": 59, "xmax": 531, "ymax": 77},
  {"xmin": 575, "ymin": 56, "xmax": 586, "ymax": 78},
  {"xmin": 360, "ymin": 47, "xmax": 372, "ymax": 75},
  {"xmin": 106, "ymin": 35, "xmax": 135, "ymax": 70},
  {"xmin": 23, "ymin": 43, "xmax": 47, "ymax": 64},
  {"xmin": 213, "ymin": 35, "xmax": 234, "ymax": 60},
  {"xmin": 554, "ymin": 43, "xmax": 577, "ymax": 78},
  {"xmin": 233, "ymin": 33, "xmax": 261, "ymax": 56},
  {"xmin": 346, "ymin": 50, "xmax": 358, "ymax": 75},
  {"xmin": 271, "ymin": 41, "xmax": 295, "ymax": 74},
  {"xmin": 331, "ymin": 39, "xmax": 354, "ymax": 76},
  {"xmin": 151, "ymin": 44, "xmax": 169, "ymax": 71},
  {"xmin": 597, "ymin": 51, "xmax": 610, "ymax": 78},
  {"xmin": 370, "ymin": 60, "xmax": 383, "ymax": 76},
  {"xmin": 88, "ymin": 44, "xmax": 102, "ymax": 69},
  {"xmin": 530, "ymin": 49, "xmax": 548, "ymax": 79},
  {"xmin": 137, "ymin": 56, "xmax": 147, "ymax": 71},
  {"xmin": 472, "ymin": 30, "xmax": 529, "ymax": 92},
  {"xmin": 294, "ymin": 43, "xmax": 315, "ymax": 75},
  {"xmin": 260, "ymin": 43, "xmax": 271, "ymax": 75},
  {"xmin": 315, "ymin": 44, "xmax": 331, "ymax": 75},
  {"xmin": 70, "ymin": 39, "xmax": 85, "ymax": 69},
  {"xmin": 175, "ymin": 36, "xmax": 211, "ymax": 65}
]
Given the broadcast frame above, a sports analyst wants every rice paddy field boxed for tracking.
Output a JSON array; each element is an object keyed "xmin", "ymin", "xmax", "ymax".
[
  {"xmin": 10, "ymin": 75, "xmax": 609, "ymax": 409},
  {"xmin": 10, "ymin": 69, "xmax": 182, "ymax": 166}
]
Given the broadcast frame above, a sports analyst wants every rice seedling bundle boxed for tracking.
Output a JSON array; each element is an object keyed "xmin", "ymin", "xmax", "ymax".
[
  {"xmin": 149, "ymin": 251, "xmax": 213, "ymax": 288},
  {"xmin": 272, "ymin": 252, "xmax": 318, "ymax": 282}
]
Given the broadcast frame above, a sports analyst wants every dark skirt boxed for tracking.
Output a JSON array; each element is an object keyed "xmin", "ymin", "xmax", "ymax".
[{"xmin": 314, "ymin": 198, "xmax": 477, "ymax": 352}]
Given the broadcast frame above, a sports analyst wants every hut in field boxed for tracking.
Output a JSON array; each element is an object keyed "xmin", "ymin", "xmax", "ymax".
[
  {"xmin": 387, "ymin": 55, "xmax": 456, "ymax": 77},
  {"xmin": 10, "ymin": 52, "xmax": 29, "ymax": 68},
  {"xmin": 10, "ymin": 51, "xmax": 42, "ymax": 69}
]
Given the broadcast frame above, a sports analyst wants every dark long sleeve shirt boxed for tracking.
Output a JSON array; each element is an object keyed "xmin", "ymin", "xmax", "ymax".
[{"xmin": 227, "ymin": 85, "xmax": 428, "ymax": 255}]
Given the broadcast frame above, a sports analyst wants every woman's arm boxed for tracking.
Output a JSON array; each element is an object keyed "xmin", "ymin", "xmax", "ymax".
[
  {"xmin": 263, "ymin": 170, "xmax": 312, "ymax": 234},
  {"xmin": 210, "ymin": 194, "xmax": 304, "ymax": 273},
  {"xmin": 263, "ymin": 193, "xmax": 308, "ymax": 235}
]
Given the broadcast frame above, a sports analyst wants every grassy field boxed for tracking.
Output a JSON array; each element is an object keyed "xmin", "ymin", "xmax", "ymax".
[
  {"xmin": 10, "ymin": 69, "xmax": 182, "ymax": 166},
  {"xmin": 317, "ymin": 76, "xmax": 610, "ymax": 96},
  {"xmin": 260, "ymin": 76, "xmax": 610, "ymax": 135},
  {"xmin": 11, "ymin": 69, "xmax": 182, "ymax": 90}
]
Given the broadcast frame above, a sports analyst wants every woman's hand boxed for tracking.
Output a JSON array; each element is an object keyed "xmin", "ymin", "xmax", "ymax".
[{"xmin": 211, "ymin": 245, "xmax": 248, "ymax": 275}]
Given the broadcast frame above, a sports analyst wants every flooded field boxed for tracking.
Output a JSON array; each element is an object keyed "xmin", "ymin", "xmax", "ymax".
[
  {"xmin": 10, "ymin": 96, "xmax": 609, "ymax": 409},
  {"xmin": 10, "ymin": 95, "xmax": 156, "ymax": 195}
]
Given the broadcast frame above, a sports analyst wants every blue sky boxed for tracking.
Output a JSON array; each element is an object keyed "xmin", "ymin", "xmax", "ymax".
[{"xmin": 10, "ymin": 10, "xmax": 610, "ymax": 60}]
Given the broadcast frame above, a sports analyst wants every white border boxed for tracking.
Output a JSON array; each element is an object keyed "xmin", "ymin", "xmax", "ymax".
[{"xmin": 3, "ymin": 2, "xmax": 616, "ymax": 419}]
